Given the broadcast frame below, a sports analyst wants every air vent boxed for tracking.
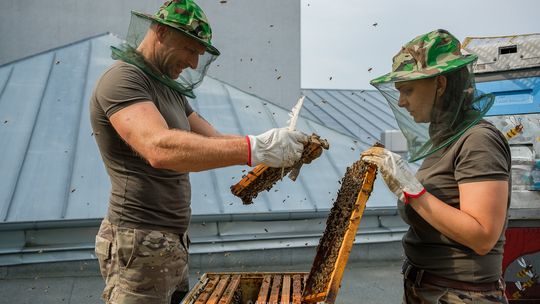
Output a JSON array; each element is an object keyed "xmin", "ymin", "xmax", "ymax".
[{"xmin": 499, "ymin": 45, "xmax": 518, "ymax": 55}]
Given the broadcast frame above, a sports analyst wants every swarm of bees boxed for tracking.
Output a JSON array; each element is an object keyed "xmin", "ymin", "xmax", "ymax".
[{"xmin": 511, "ymin": 257, "xmax": 538, "ymax": 299}]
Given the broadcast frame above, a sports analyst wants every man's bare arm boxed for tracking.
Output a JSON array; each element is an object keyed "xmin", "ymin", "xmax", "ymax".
[{"xmin": 110, "ymin": 101, "xmax": 248, "ymax": 172}]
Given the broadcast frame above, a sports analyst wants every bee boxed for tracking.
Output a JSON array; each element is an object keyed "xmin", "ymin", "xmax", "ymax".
[
  {"xmin": 517, "ymin": 268, "xmax": 535, "ymax": 279},
  {"xmin": 522, "ymin": 275, "xmax": 538, "ymax": 289},
  {"xmin": 517, "ymin": 257, "xmax": 534, "ymax": 278},
  {"xmin": 505, "ymin": 117, "xmax": 524, "ymax": 140},
  {"xmin": 514, "ymin": 276, "xmax": 538, "ymax": 296}
]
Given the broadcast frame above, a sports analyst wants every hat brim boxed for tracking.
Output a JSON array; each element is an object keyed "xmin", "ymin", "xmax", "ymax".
[
  {"xmin": 370, "ymin": 54, "xmax": 477, "ymax": 85},
  {"xmin": 132, "ymin": 11, "xmax": 220, "ymax": 56}
]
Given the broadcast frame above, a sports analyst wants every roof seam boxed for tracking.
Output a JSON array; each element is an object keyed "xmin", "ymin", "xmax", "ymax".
[
  {"xmin": 62, "ymin": 40, "xmax": 93, "ymax": 219},
  {"xmin": 0, "ymin": 66, "xmax": 14, "ymax": 106},
  {"xmin": 299, "ymin": 102, "xmax": 325, "ymax": 125}
]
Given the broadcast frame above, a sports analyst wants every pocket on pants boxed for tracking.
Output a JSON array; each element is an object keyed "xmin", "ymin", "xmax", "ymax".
[
  {"xmin": 116, "ymin": 227, "xmax": 138, "ymax": 269},
  {"xmin": 95, "ymin": 235, "xmax": 112, "ymax": 261}
]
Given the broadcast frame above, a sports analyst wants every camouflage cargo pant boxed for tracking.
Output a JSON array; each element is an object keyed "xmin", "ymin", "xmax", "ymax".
[
  {"xmin": 95, "ymin": 219, "xmax": 190, "ymax": 304},
  {"xmin": 403, "ymin": 277, "xmax": 509, "ymax": 304}
]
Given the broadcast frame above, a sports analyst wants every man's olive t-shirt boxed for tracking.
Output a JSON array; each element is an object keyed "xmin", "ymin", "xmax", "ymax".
[
  {"xmin": 90, "ymin": 61, "xmax": 193, "ymax": 234},
  {"xmin": 400, "ymin": 120, "xmax": 511, "ymax": 282}
]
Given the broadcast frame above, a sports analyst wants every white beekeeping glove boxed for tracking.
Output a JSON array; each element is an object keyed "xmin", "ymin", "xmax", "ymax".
[
  {"xmin": 247, "ymin": 128, "xmax": 308, "ymax": 168},
  {"xmin": 361, "ymin": 147, "xmax": 425, "ymax": 204}
]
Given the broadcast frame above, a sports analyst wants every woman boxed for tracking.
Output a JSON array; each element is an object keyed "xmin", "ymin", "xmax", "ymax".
[{"xmin": 362, "ymin": 29, "xmax": 511, "ymax": 303}]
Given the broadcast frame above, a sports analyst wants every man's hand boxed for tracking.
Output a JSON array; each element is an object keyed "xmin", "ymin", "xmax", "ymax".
[
  {"xmin": 247, "ymin": 128, "xmax": 308, "ymax": 167},
  {"xmin": 361, "ymin": 147, "xmax": 425, "ymax": 204}
]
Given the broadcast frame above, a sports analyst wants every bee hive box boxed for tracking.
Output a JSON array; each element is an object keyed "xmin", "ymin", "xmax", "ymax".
[{"xmin": 181, "ymin": 272, "xmax": 309, "ymax": 304}]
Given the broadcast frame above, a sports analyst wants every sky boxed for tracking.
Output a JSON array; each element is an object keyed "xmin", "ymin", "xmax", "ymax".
[{"xmin": 300, "ymin": 0, "xmax": 540, "ymax": 90}]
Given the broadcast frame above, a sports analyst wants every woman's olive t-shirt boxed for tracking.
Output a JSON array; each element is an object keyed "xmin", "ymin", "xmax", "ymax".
[{"xmin": 400, "ymin": 120, "xmax": 511, "ymax": 282}]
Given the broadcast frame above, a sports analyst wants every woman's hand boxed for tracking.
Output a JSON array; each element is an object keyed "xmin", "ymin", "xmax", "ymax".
[{"xmin": 361, "ymin": 147, "xmax": 425, "ymax": 204}]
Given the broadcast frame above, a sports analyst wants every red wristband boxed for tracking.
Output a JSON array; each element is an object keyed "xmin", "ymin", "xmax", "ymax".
[
  {"xmin": 245, "ymin": 135, "xmax": 252, "ymax": 166},
  {"xmin": 403, "ymin": 188, "xmax": 426, "ymax": 204}
]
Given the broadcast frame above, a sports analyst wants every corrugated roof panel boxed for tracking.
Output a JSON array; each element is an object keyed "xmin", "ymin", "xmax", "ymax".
[
  {"xmin": 302, "ymin": 89, "xmax": 399, "ymax": 143},
  {"xmin": 308, "ymin": 90, "xmax": 380, "ymax": 139},
  {"xmin": 10, "ymin": 41, "xmax": 91, "ymax": 222},
  {"xmin": 0, "ymin": 54, "xmax": 55, "ymax": 221}
]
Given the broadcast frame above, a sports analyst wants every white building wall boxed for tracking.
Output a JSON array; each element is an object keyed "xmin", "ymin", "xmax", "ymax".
[{"xmin": 0, "ymin": 0, "xmax": 300, "ymax": 107}]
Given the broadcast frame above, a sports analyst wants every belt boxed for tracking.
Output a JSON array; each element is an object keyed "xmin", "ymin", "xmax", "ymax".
[{"xmin": 402, "ymin": 260, "xmax": 504, "ymax": 292}]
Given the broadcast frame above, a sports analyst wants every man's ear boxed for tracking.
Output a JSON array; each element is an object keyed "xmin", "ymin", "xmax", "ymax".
[
  {"xmin": 436, "ymin": 75, "xmax": 447, "ymax": 97},
  {"xmin": 154, "ymin": 24, "xmax": 169, "ymax": 42}
]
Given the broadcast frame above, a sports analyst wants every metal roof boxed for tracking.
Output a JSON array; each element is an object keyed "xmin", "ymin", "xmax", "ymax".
[
  {"xmin": 301, "ymin": 89, "xmax": 399, "ymax": 145},
  {"xmin": 0, "ymin": 33, "xmax": 404, "ymax": 265}
]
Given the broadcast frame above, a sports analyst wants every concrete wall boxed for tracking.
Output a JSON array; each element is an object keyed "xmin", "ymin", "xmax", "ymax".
[
  {"xmin": 200, "ymin": 0, "xmax": 301, "ymax": 109},
  {"xmin": 0, "ymin": 0, "xmax": 300, "ymax": 107}
]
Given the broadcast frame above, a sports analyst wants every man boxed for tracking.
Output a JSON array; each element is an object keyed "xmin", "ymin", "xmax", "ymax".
[{"xmin": 90, "ymin": 1, "xmax": 307, "ymax": 303}]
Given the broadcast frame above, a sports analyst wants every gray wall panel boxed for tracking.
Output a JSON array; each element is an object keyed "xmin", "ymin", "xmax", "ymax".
[{"xmin": 0, "ymin": 0, "xmax": 300, "ymax": 107}]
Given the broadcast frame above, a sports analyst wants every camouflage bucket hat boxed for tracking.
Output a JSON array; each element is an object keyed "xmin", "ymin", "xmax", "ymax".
[
  {"xmin": 370, "ymin": 29, "xmax": 477, "ymax": 85},
  {"xmin": 133, "ymin": 0, "xmax": 220, "ymax": 56}
]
